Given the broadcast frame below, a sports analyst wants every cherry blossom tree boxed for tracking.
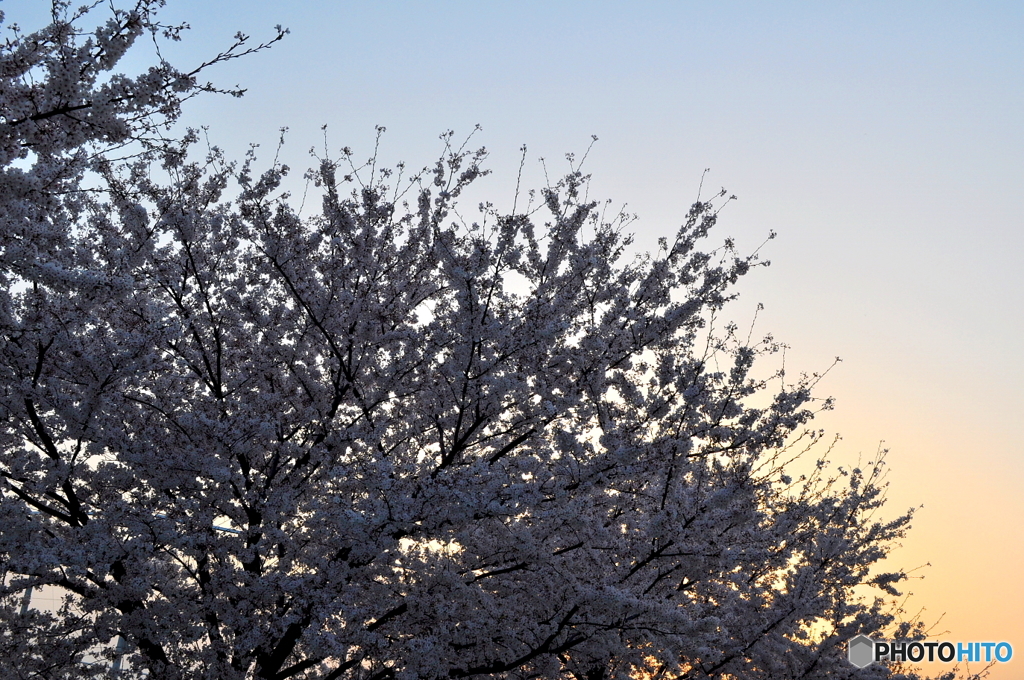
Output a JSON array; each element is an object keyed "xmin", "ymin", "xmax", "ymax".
[{"xmin": 1, "ymin": 3, "xmax": 955, "ymax": 680}]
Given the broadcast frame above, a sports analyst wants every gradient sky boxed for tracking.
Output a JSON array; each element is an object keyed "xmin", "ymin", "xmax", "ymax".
[{"xmin": 6, "ymin": 1, "xmax": 1023, "ymax": 676}]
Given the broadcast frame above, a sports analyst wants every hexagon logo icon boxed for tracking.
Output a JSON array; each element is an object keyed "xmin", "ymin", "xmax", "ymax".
[{"xmin": 848, "ymin": 634, "xmax": 876, "ymax": 668}]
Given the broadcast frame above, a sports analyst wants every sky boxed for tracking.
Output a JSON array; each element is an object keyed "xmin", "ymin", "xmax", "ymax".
[{"xmin": 5, "ymin": 1, "xmax": 1023, "ymax": 677}]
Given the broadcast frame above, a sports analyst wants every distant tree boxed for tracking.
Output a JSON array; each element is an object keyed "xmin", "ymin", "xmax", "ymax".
[{"xmin": 0, "ymin": 3, "xmax": 958, "ymax": 680}]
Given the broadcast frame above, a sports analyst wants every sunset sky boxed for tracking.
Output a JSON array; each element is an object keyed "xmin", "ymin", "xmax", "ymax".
[{"xmin": 8, "ymin": 0, "xmax": 1022, "ymax": 676}]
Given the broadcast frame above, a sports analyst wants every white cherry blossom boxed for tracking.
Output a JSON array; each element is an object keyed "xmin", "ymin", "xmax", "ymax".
[{"xmin": 0, "ymin": 4, "xmax": 972, "ymax": 680}]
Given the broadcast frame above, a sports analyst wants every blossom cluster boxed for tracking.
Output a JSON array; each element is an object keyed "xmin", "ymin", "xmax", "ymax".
[{"xmin": 0, "ymin": 4, "xmax": 958, "ymax": 680}]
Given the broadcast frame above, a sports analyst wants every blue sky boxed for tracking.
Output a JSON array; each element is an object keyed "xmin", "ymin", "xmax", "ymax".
[{"xmin": 5, "ymin": 0, "xmax": 1023, "ymax": 674}]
